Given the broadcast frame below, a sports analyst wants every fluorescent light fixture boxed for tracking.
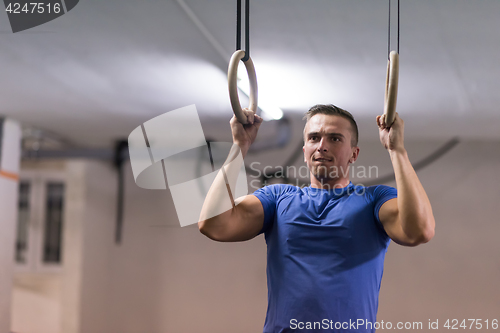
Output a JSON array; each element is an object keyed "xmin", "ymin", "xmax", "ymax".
[{"xmin": 237, "ymin": 64, "xmax": 284, "ymax": 121}]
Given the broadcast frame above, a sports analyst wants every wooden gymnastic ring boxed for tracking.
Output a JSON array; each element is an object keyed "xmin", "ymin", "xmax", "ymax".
[
  {"xmin": 384, "ymin": 50, "xmax": 399, "ymax": 127},
  {"xmin": 228, "ymin": 50, "xmax": 258, "ymax": 125}
]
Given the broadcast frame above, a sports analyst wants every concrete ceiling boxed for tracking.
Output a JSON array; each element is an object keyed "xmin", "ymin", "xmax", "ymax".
[{"xmin": 1, "ymin": 0, "xmax": 499, "ymax": 148}]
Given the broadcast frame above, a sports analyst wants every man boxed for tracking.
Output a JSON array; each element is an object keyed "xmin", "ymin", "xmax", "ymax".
[{"xmin": 199, "ymin": 104, "xmax": 435, "ymax": 332}]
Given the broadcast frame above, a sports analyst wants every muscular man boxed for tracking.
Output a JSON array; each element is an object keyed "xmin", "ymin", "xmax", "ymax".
[{"xmin": 199, "ymin": 104, "xmax": 435, "ymax": 333}]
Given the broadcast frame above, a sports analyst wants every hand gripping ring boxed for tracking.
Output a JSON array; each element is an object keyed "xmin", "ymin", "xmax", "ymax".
[
  {"xmin": 228, "ymin": 50, "xmax": 258, "ymax": 124},
  {"xmin": 384, "ymin": 51, "xmax": 399, "ymax": 127}
]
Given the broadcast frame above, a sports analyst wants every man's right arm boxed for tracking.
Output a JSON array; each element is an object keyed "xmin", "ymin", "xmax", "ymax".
[
  {"xmin": 198, "ymin": 109, "xmax": 265, "ymax": 242},
  {"xmin": 198, "ymin": 194, "xmax": 264, "ymax": 242}
]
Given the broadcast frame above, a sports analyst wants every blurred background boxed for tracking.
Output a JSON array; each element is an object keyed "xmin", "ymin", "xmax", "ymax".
[{"xmin": 0, "ymin": 0, "xmax": 499, "ymax": 332}]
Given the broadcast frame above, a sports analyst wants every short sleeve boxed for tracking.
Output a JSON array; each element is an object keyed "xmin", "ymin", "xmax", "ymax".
[
  {"xmin": 372, "ymin": 185, "xmax": 398, "ymax": 227},
  {"xmin": 252, "ymin": 185, "xmax": 281, "ymax": 234}
]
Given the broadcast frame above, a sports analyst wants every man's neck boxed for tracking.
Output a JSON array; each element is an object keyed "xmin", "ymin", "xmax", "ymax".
[{"xmin": 310, "ymin": 177, "xmax": 350, "ymax": 190}]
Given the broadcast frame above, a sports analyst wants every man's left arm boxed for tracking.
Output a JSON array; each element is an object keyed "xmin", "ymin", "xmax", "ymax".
[{"xmin": 376, "ymin": 113, "xmax": 436, "ymax": 247}]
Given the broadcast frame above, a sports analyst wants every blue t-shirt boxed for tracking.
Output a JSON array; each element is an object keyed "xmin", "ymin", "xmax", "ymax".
[{"xmin": 253, "ymin": 183, "xmax": 397, "ymax": 333}]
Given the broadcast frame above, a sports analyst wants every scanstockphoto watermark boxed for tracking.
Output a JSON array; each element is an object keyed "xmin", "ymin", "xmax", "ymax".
[
  {"xmin": 290, "ymin": 318, "xmax": 500, "ymax": 331},
  {"xmin": 290, "ymin": 318, "xmax": 424, "ymax": 331}
]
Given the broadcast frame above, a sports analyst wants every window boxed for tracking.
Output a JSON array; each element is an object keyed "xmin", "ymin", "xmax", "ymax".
[
  {"xmin": 15, "ymin": 182, "xmax": 30, "ymax": 264},
  {"xmin": 43, "ymin": 183, "xmax": 64, "ymax": 264},
  {"xmin": 15, "ymin": 171, "xmax": 66, "ymax": 271}
]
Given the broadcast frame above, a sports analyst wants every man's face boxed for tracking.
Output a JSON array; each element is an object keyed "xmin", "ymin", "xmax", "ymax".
[{"xmin": 303, "ymin": 114, "xmax": 359, "ymax": 183}]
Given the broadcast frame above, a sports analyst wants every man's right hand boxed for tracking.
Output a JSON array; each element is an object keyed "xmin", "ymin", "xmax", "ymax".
[{"xmin": 230, "ymin": 108, "xmax": 263, "ymax": 157}]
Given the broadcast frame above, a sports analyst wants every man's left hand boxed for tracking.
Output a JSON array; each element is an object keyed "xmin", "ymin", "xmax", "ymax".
[{"xmin": 376, "ymin": 112, "xmax": 405, "ymax": 153}]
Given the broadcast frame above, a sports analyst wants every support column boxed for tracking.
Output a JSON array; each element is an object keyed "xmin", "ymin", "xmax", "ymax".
[{"xmin": 0, "ymin": 118, "xmax": 21, "ymax": 332}]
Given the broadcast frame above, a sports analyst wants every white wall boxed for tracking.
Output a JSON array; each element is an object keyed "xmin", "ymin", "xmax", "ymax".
[
  {"xmin": 378, "ymin": 140, "xmax": 500, "ymax": 326},
  {"xmin": 59, "ymin": 156, "xmax": 269, "ymax": 333},
  {"xmin": 0, "ymin": 119, "xmax": 21, "ymax": 333},
  {"xmin": 106, "ymin": 162, "xmax": 268, "ymax": 333},
  {"xmin": 62, "ymin": 160, "xmax": 118, "ymax": 333}
]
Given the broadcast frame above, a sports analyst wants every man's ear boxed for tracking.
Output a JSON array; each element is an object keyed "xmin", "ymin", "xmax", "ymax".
[
  {"xmin": 303, "ymin": 145, "xmax": 306, "ymax": 163},
  {"xmin": 349, "ymin": 146, "xmax": 360, "ymax": 163}
]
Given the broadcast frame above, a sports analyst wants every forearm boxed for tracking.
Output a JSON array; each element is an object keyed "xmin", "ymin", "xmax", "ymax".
[
  {"xmin": 198, "ymin": 144, "xmax": 245, "ymax": 238},
  {"xmin": 390, "ymin": 149, "xmax": 435, "ymax": 243}
]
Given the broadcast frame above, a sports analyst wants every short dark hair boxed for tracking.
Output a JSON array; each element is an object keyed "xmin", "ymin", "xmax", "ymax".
[{"xmin": 303, "ymin": 104, "xmax": 358, "ymax": 147}]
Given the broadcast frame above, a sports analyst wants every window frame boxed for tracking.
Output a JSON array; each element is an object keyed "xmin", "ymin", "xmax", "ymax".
[{"xmin": 15, "ymin": 169, "xmax": 66, "ymax": 273}]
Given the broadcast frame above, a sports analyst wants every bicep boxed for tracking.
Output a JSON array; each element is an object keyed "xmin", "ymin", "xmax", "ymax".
[
  {"xmin": 379, "ymin": 198, "xmax": 416, "ymax": 246},
  {"xmin": 213, "ymin": 194, "xmax": 265, "ymax": 242}
]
